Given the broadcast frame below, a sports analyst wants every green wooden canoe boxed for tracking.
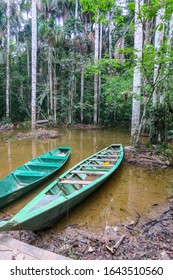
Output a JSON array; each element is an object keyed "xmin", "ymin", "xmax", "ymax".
[
  {"xmin": 0, "ymin": 144, "xmax": 123, "ymax": 231},
  {"xmin": 0, "ymin": 146, "xmax": 70, "ymax": 209}
]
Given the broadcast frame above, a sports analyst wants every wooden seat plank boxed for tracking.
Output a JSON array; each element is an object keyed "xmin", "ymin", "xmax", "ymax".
[
  {"xmin": 89, "ymin": 158, "xmax": 117, "ymax": 162},
  {"xmin": 60, "ymin": 179, "xmax": 91, "ymax": 185},
  {"xmin": 71, "ymin": 170, "xmax": 106, "ymax": 175},
  {"xmin": 96, "ymin": 155, "xmax": 118, "ymax": 158},
  {"xmin": 82, "ymin": 164, "xmax": 114, "ymax": 168}
]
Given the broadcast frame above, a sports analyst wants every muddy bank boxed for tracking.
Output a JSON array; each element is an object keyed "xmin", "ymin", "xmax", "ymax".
[
  {"xmin": 1, "ymin": 200, "xmax": 173, "ymax": 260},
  {"xmin": 124, "ymin": 145, "xmax": 173, "ymax": 169},
  {"xmin": 0, "ymin": 124, "xmax": 14, "ymax": 131},
  {"xmin": 15, "ymin": 129, "xmax": 60, "ymax": 140},
  {"xmin": 66, "ymin": 124, "xmax": 104, "ymax": 130}
]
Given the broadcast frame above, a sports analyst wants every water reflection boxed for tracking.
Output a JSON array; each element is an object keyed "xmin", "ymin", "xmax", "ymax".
[{"xmin": 0, "ymin": 126, "xmax": 173, "ymax": 233}]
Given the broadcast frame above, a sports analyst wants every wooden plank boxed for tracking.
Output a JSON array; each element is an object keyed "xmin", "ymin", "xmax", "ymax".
[
  {"xmin": 82, "ymin": 164, "xmax": 114, "ymax": 168},
  {"xmin": 71, "ymin": 170, "xmax": 106, "ymax": 175},
  {"xmin": 89, "ymin": 158, "xmax": 117, "ymax": 162},
  {"xmin": 60, "ymin": 179, "xmax": 91, "ymax": 185},
  {"xmin": 0, "ymin": 234, "xmax": 69, "ymax": 260},
  {"xmin": 96, "ymin": 155, "xmax": 118, "ymax": 158}
]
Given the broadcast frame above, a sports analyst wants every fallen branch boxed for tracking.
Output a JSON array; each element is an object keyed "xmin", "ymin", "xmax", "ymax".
[
  {"xmin": 106, "ymin": 234, "xmax": 126, "ymax": 254},
  {"xmin": 114, "ymin": 234, "xmax": 126, "ymax": 250},
  {"xmin": 142, "ymin": 206, "xmax": 173, "ymax": 234},
  {"xmin": 0, "ymin": 249, "xmax": 13, "ymax": 252},
  {"xmin": 126, "ymin": 210, "xmax": 141, "ymax": 231}
]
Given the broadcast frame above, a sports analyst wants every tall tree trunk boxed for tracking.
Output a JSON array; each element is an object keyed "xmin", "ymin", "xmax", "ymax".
[
  {"xmin": 98, "ymin": 24, "xmax": 102, "ymax": 123},
  {"xmin": 108, "ymin": 12, "xmax": 112, "ymax": 59},
  {"xmin": 31, "ymin": 0, "xmax": 37, "ymax": 131},
  {"xmin": 80, "ymin": 65, "xmax": 84, "ymax": 123},
  {"xmin": 48, "ymin": 46, "xmax": 53, "ymax": 118},
  {"xmin": 47, "ymin": 61, "xmax": 50, "ymax": 117},
  {"xmin": 53, "ymin": 64, "xmax": 57, "ymax": 124},
  {"xmin": 68, "ymin": 64, "xmax": 75, "ymax": 124},
  {"xmin": 131, "ymin": 0, "xmax": 143, "ymax": 144},
  {"xmin": 75, "ymin": 0, "xmax": 78, "ymax": 35},
  {"xmin": 136, "ymin": 2, "xmax": 152, "ymax": 142},
  {"xmin": 27, "ymin": 43, "xmax": 30, "ymax": 80},
  {"xmin": 150, "ymin": 8, "xmax": 165, "ymax": 144},
  {"xmin": 153, "ymin": 7, "xmax": 165, "ymax": 105},
  {"xmin": 6, "ymin": 0, "xmax": 10, "ymax": 119},
  {"xmin": 94, "ymin": 21, "xmax": 99, "ymax": 125},
  {"xmin": 75, "ymin": 0, "xmax": 78, "ymax": 19},
  {"xmin": 161, "ymin": 12, "xmax": 173, "ymax": 104}
]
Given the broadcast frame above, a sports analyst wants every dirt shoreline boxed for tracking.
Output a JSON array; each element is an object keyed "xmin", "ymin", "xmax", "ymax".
[
  {"xmin": 124, "ymin": 145, "xmax": 173, "ymax": 169},
  {"xmin": 0, "ymin": 199, "xmax": 172, "ymax": 260}
]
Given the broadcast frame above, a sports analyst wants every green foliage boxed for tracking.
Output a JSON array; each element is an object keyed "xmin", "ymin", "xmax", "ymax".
[
  {"xmin": 154, "ymin": 144, "xmax": 173, "ymax": 159},
  {"xmin": 101, "ymin": 70, "xmax": 133, "ymax": 123},
  {"xmin": 85, "ymin": 58, "xmax": 125, "ymax": 77},
  {"xmin": 22, "ymin": 119, "xmax": 31, "ymax": 129},
  {"xmin": 0, "ymin": 117, "xmax": 12, "ymax": 125},
  {"xmin": 149, "ymin": 104, "xmax": 168, "ymax": 146},
  {"xmin": 64, "ymin": 18, "xmax": 83, "ymax": 36},
  {"xmin": 0, "ymin": 0, "xmax": 172, "ymax": 136},
  {"xmin": 80, "ymin": 0, "xmax": 115, "ymax": 14}
]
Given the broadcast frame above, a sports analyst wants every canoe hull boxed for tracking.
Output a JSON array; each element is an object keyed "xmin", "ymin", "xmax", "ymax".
[
  {"xmin": 0, "ymin": 144, "xmax": 123, "ymax": 231},
  {"xmin": 0, "ymin": 177, "xmax": 108, "ymax": 231},
  {"xmin": 0, "ymin": 146, "xmax": 70, "ymax": 209}
]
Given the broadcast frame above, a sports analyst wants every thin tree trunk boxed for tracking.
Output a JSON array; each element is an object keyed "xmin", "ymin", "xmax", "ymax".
[
  {"xmin": 68, "ymin": 64, "xmax": 75, "ymax": 124},
  {"xmin": 161, "ymin": 12, "xmax": 173, "ymax": 104},
  {"xmin": 136, "ymin": 96, "xmax": 150, "ymax": 143},
  {"xmin": 47, "ymin": 61, "xmax": 50, "ymax": 117},
  {"xmin": 108, "ymin": 12, "xmax": 112, "ymax": 59},
  {"xmin": 153, "ymin": 8, "xmax": 165, "ymax": 106},
  {"xmin": 131, "ymin": 0, "xmax": 143, "ymax": 143},
  {"xmin": 53, "ymin": 64, "xmax": 57, "ymax": 124},
  {"xmin": 80, "ymin": 66, "xmax": 84, "ymax": 123},
  {"xmin": 75, "ymin": 0, "xmax": 78, "ymax": 35},
  {"xmin": 94, "ymin": 20, "xmax": 99, "ymax": 125},
  {"xmin": 98, "ymin": 24, "xmax": 102, "ymax": 123},
  {"xmin": 48, "ymin": 46, "xmax": 53, "ymax": 117},
  {"xmin": 6, "ymin": 0, "xmax": 10, "ymax": 119},
  {"xmin": 27, "ymin": 43, "xmax": 30, "ymax": 80},
  {"xmin": 75, "ymin": 0, "xmax": 78, "ymax": 19},
  {"xmin": 31, "ymin": 0, "xmax": 37, "ymax": 131}
]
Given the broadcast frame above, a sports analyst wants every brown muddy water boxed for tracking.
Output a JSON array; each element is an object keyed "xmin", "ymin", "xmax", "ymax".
[{"xmin": 0, "ymin": 126, "xmax": 173, "ymax": 234}]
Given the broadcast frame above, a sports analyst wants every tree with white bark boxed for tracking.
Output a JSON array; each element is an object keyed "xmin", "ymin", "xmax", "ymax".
[
  {"xmin": 131, "ymin": 0, "xmax": 143, "ymax": 144},
  {"xmin": 31, "ymin": 0, "xmax": 37, "ymax": 131},
  {"xmin": 6, "ymin": 0, "xmax": 10, "ymax": 119}
]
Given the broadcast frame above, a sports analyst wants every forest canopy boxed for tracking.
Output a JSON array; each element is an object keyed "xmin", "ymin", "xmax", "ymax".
[{"xmin": 0, "ymin": 0, "xmax": 173, "ymax": 146}]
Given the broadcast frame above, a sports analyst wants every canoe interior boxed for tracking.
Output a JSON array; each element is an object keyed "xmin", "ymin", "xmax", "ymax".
[
  {"xmin": 46, "ymin": 144, "xmax": 123, "ymax": 197},
  {"xmin": 0, "ymin": 144, "xmax": 123, "ymax": 231},
  {"xmin": 0, "ymin": 146, "xmax": 70, "ymax": 199}
]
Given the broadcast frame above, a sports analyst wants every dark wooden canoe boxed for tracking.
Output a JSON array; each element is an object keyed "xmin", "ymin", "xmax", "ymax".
[
  {"xmin": 0, "ymin": 144, "xmax": 123, "ymax": 231},
  {"xmin": 0, "ymin": 146, "xmax": 70, "ymax": 209}
]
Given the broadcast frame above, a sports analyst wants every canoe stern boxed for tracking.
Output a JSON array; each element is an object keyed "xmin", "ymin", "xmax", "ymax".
[{"xmin": 0, "ymin": 220, "xmax": 19, "ymax": 232}]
